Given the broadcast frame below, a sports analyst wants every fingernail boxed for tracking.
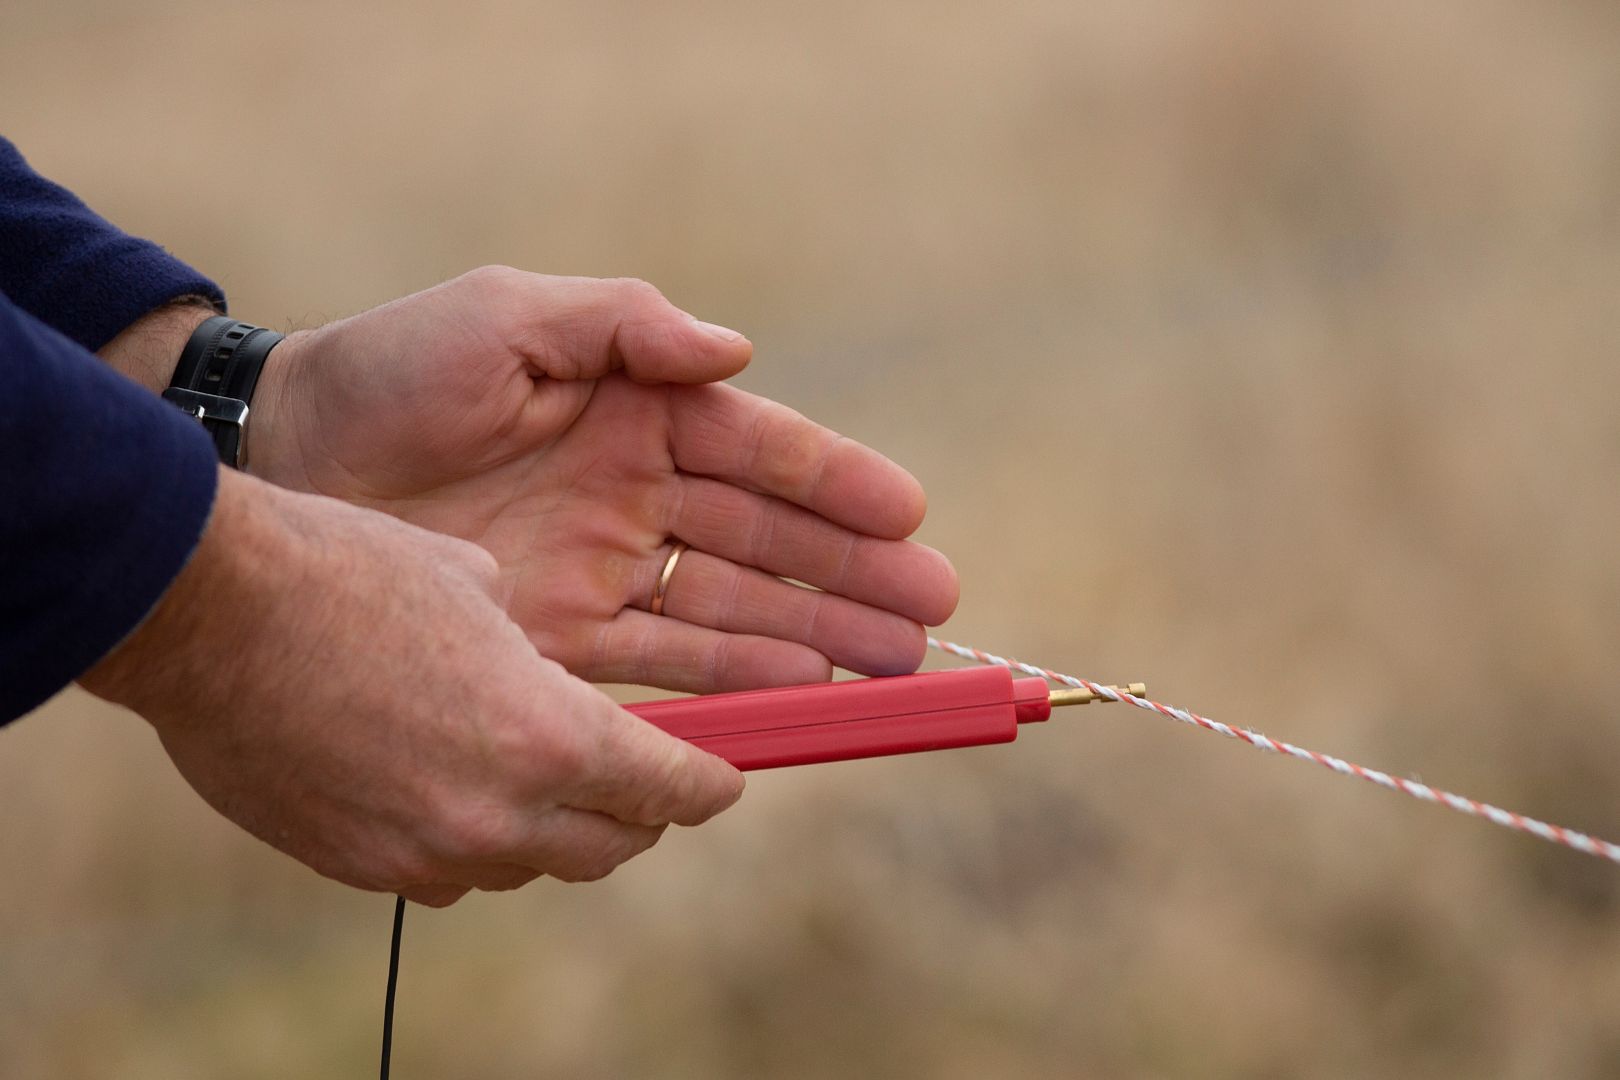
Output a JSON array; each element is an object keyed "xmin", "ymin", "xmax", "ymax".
[{"xmin": 690, "ymin": 317, "xmax": 746, "ymax": 343}]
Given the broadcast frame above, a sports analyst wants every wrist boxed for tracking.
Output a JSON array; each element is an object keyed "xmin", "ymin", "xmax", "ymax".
[
  {"xmin": 96, "ymin": 301, "xmax": 219, "ymax": 393},
  {"xmin": 242, "ymin": 327, "xmax": 314, "ymax": 488}
]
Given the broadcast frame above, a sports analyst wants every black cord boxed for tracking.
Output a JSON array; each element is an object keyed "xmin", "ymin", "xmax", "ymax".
[{"xmin": 380, "ymin": 895, "xmax": 406, "ymax": 1080}]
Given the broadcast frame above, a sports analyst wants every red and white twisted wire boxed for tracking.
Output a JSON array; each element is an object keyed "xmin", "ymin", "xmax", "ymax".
[{"xmin": 928, "ymin": 636, "xmax": 1620, "ymax": 867}]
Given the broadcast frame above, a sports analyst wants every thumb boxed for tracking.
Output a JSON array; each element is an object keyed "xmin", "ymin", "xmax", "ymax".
[
  {"xmin": 562, "ymin": 690, "xmax": 747, "ymax": 828},
  {"xmin": 491, "ymin": 270, "xmax": 752, "ymax": 385}
]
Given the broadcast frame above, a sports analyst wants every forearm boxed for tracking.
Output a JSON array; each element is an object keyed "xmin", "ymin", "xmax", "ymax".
[
  {"xmin": 95, "ymin": 299, "xmax": 217, "ymax": 393},
  {"xmin": 80, "ymin": 466, "xmax": 268, "ymax": 715}
]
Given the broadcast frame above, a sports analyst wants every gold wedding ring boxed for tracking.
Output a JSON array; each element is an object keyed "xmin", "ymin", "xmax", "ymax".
[{"xmin": 651, "ymin": 541, "xmax": 689, "ymax": 616}]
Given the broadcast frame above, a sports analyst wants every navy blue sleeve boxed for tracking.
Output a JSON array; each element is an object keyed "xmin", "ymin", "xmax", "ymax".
[
  {"xmin": 1, "ymin": 136, "xmax": 226, "ymax": 722},
  {"xmin": 0, "ymin": 136, "xmax": 225, "ymax": 350},
  {"xmin": 0, "ymin": 295, "xmax": 220, "ymax": 722}
]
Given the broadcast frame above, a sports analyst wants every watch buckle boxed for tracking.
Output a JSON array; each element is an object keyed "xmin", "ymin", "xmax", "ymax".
[{"xmin": 161, "ymin": 387, "xmax": 250, "ymax": 468}]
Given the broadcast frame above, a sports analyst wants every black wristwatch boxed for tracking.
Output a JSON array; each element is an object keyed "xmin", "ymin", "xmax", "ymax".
[{"xmin": 162, "ymin": 316, "xmax": 284, "ymax": 469}]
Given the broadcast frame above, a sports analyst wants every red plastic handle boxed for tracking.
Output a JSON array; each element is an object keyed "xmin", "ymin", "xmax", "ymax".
[{"xmin": 626, "ymin": 667, "xmax": 1054, "ymax": 771}]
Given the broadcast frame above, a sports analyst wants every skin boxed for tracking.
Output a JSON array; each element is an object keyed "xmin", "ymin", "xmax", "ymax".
[
  {"xmin": 247, "ymin": 268, "xmax": 959, "ymax": 689},
  {"xmin": 82, "ymin": 469, "xmax": 742, "ymax": 907},
  {"xmin": 85, "ymin": 269, "xmax": 959, "ymax": 905}
]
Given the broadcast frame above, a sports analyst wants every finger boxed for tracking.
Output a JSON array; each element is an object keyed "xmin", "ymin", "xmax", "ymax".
[
  {"xmin": 400, "ymin": 884, "xmax": 470, "ymax": 908},
  {"xmin": 632, "ymin": 545, "xmax": 927, "ymax": 675},
  {"xmin": 561, "ymin": 670, "xmax": 752, "ymax": 826},
  {"xmin": 507, "ymin": 807, "xmax": 667, "ymax": 883},
  {"xmin": 474, "ymin": 268, "xmax": 752, "ymax": 385},
  {"xmin": 399, "ymin": 865, "xmax": 538, "ymax": 895},
  {"xmin": 668, "ymin": 383, "xmax": 927, "ymax": 540},
  {"xmin": 588, "ymin": 607, "xmax": 833, "ymax": 693},
  {"xmin": 434, "ymin": 811, "xmax": 667, "ymax": 886},
  {"xmin": 666, "ymin": 478, "xmax": 959, "ymax": 626},
  {"xmin": 445, "ymin": 863, "xmax": 544, "ymax": 893}
]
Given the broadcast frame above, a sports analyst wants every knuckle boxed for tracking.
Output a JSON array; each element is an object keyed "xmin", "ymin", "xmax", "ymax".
[
  {"xmin": 433, "ymin": 534, "xmax": 501, "ymax": 590},
  {"xmin": 745, "ymin": 499, "xmax": 779, "ymax": 568},
  {"xmin": 405, "ymin": 885, "xmax": 469, "ymax": 909},
  {"xmin": 625, "ymin": 740, "xmax": 691, "ymax": 827},
  {"xmin": 375, "ymin": 848, "xmax": 439, "ymax": 891},
  {"xmin": 535, "ymin": 721, "xmax": 593, "ymax": 787},
  {"xmin": 457, "ymin": 266, "xmax": 533, "ymax": 338},
  {"xmin": 556, "ymin": 827, "xmax": 661, "ymax": 883},
  {"xmin": 463, "ymin": 542, "xmax": 502, "ymax": 585},
  {"xmin": 678, "ymin": 764, "xmax": 745, "ymax": 827},
  {"xmin": 492, "ymin": 712, "xmax": 595, "ymax": 802},
  {"xmin": 474, "ymin": 866, "xmax": 539, "ymax": 893},
  {"xmin": 702, "ymin": 637, "xmax": 734, "ymax": 703},
  {"xmin": 461, "ymin": 263, "xmax": 525, "ymax": 293},
  {"xmin": 557, "ymin": 858, "xmax": 617, "ymax": 884},
  {"xmin": 749, "ymin": 402, "xmax": 819, "ymax": 494},
  {"xmin": 435, "ymin": 802, "xmax": 515, "ymax": 863},
  {"xmin": 612, "ymin": 276, "xmax": 666, "ymax": 308}
]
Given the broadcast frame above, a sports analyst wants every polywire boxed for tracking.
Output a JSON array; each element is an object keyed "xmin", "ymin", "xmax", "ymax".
[{"xmin": 928, "ymin": 637, "xmax": 1620, "ymax": 866}]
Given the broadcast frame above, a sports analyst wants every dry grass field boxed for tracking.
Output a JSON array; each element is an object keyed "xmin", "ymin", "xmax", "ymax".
[{"xmin": 3, "ymin": 2, "xmax": 1620, "ymax": 1076}]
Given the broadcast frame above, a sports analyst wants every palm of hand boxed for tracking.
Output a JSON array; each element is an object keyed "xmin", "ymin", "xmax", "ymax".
[{"xmin": 255, "ymin": 270, "xmax": 956, "ymax": 693}]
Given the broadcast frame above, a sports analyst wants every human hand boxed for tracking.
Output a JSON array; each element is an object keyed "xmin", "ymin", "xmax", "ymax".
[
  {"xmin": 247, "ymin": 268, "xmax": 958, "ymax": 692},
  {"xmin": 81, "ymin": 468, "xmax": 744, "ymax": 906}
]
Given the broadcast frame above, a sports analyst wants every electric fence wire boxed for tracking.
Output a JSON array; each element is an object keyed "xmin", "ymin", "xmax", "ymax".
[
  {"xmin": 375, "ymin": 637, "xmax": 1620, "ymax": 1074},
  {"xmin": 929, "ymin": 636, "xmax": 1620, "ymax": 866},
  {"xmin": 380, "ymin": 895, "xmax": 405, "ymax": 1080}
]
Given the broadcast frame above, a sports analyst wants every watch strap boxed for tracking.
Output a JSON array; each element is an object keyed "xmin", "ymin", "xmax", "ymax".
[{"xmin": 162, "ymin": 316, "xmax": 283, "ymax": 469}]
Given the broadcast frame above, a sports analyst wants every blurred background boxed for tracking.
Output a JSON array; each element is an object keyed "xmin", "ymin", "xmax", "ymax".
[{"xmin": 4, "ymin": 1, "xmax": 1620, "ymax": 1076}]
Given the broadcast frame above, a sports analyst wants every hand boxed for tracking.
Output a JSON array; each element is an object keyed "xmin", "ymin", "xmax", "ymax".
[
  {"xmin": 248, "ymin": 267, "xmax": 958, "ymax": 692},
  {"xmin": 81, "ymin": 468, "xmax": 744, "ymax": 906}
]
